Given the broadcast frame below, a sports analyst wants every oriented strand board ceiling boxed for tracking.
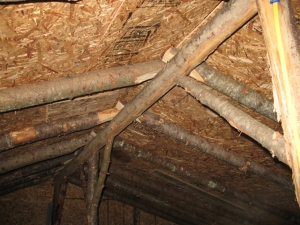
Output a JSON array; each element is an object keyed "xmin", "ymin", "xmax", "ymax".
[
  {"xmin": 0, "ymin": 0, "xmax": 220, "ymax": 87},
  {"xmin": 1, "ymin": 0, "xmax": 300, "ymax": 224}
]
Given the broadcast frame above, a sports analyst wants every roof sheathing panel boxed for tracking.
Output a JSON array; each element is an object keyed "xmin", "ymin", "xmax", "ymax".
[{"xmin": 0, "ymin": 0, "xmax": 219, "ymax": 88}]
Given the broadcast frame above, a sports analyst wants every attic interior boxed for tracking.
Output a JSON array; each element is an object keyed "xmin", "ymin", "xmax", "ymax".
[{"xmin": 1, "ymin": 0, "xmax": 300, "ymax": 224}]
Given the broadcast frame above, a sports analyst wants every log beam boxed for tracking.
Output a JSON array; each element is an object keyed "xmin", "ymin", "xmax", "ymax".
[
  {"xmin": 68, "ymin": 176, "xmax": 195, "ymax": 225},
  {"xmin": 0, "ymin": 61, "xmax": 164, "ymax": 113},
  {"xmin": 54, "ymin": 0, "xmax": 257, "ymax": 192},
  {"xmin": 163, "ymin": 47, "xmax": 277, "ymax": 121},
  {"xmin": 0, "ymin": 131, "xmax": 95, "ymax": 174},
  {"xmin": 51, "ymin": 1, "xmax": 257, "ymax": 222},
  {"xmin": 255, "ymin": 0, "xmax": 300, "ymax": 204},
  {"xmin": 113, "ymin": 138, "xmax": 298, "ymax": 223},
  {"xmin": 0, "ymin": 153, "xmax": 73, "ymax": 184},
  {"xmin": 138, "ymin": 111, "xmax": 293, "ymax": 190},
  {"xmin": 0, "ymin": 108, "xmax": 119, "ymax": 153},
  {"xmin": 175, "ymin": 76, "xmax": 288, "ymax": 166},
  {"xmin": 110, "ymin": 166, "xmax": 251, "ymax": 225}
]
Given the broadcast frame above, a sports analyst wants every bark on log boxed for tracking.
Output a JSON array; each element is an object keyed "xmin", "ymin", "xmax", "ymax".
[
  {"xmin": 0, "ymin": 167, "xmax": 61, "ymax": 191},
  {"xmin": 90, "ymin": 135, "xmax": 114, "ymax": 224},
  {"xmin": 163, "ymin": 47, "xmax": 277, "ymax": 121},
  {"xmin": 54, "ymin": 0, "xmax": 257, "ymax": 190},
  {"xmin": 79, "ymin": 163, "xmax": 88, "ymax": 200},
  {"xmin": 138, "ymin": 111, "xmax": 293, "ymax": 190},
  {"xmin": 86, "ymin": 152, "xmax": 99, "ymax": 225},
  {"xmin": 0, "ymin": 60, "xmax": 164, "ymax": 113},
  {"xmin": 106, "ymin": 177, "xmax": 210, "ymax": 225},
  {"xmin": 113, "ymin": 138, "xmax": 299, "ymax": 223},
  {"xmin": 68, "ymin": 176, "xmax": 194, "ymax": 225},
  {"xmin": 110, "ymin": 166, "xmax": 252, "ymax": 225},
  {"xmin": 0, "ymin": 153, "xmax": 73, "ymax": 184},
  {"xmin": 0, "ymin": 176, "xmax": 52, "ymax": 196},
  {"xmin": 256, "ymin": 0, "xmax": 300, "ymax": 204},
  {"xmin": 52, "ymin": 3, "xmax": 257, "ymax": 222},
  {"xmin": 52, "ymin": 175, "xmax": 68, "ymax": 225},
  {"xmin": 0, "ymin": 108, "xmax": 119, "ymax": 152},
  {"xmin": 0, "ymin": 132, "xmax": 94, "ymax": 174},
  {"xmin": 175, "ymin": 76, "xmax": 288, "ymax": 166},
  {"xmin": 194, "ymin": 63, "xmax": 277, "ymax": 121}
]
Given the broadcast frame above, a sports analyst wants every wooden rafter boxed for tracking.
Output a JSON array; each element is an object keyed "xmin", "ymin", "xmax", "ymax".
[{"xmin": 51, "ymin": 0, "xmax": 257, "ymax": 223}]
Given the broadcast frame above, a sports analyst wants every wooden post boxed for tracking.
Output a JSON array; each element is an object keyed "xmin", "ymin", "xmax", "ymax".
[{"xmin": 256, "ymin": 0, "xmax": 300, "ymax": 203}]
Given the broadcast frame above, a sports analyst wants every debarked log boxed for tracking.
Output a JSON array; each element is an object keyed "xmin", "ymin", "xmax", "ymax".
[
  {"xmin": 175, "ymin": 76, "xmax": 288, "ymax": 166},
  {"xmin": 0, "ymin": 60, "xmax": 165, "ymax": 113},
  {"xmin": 138, "ymin": 111, "xmax": 293, "ymax": 190},
  {"xmin": 0, "ymin": 131, "xmax": 95, "ymax": 174},
  {"xmin": 0, "ymin": 108, "xmax": 119, "ymax": 153}
]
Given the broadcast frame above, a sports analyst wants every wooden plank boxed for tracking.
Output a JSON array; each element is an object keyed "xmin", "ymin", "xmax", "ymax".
[{"xmin": 256, "ymin": 0, "xmax": 300, "ymax": 204}]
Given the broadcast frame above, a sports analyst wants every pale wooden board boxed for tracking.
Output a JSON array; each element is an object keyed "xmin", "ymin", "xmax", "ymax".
[
  {"xmin": 0, "ymin": 0, "xmax": 219, "ymax": 88},
  {"xmin": 46, "ymin": 90, "xmax": 119, "ymax": 121}
]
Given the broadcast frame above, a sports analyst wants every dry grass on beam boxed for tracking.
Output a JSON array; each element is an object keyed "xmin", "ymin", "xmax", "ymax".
[{"xmin": 176, "ymin": 76, "xmax": 288, "ymax": 166}]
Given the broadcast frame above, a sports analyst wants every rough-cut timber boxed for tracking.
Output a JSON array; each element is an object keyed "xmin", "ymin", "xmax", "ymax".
[
  {"xmin": 176, "ymin": 76, "xmax": 288, "ymax": 166},
  {"xmin": 0, "ymin": 132, "xmax": 94, "ymax": 174},
  {"xmin": 0, "ymin": 60, "xmax": 164, "ymax": 113},
  {"xmin": 138, "ymin": 111, "xmax": 293, "ymax": 190},
  {"xmin": 256, "ymin": 0, "xmax": 300, "ymax": 204},
  {"xmin": 0, "ymin": 108, "xmax": 118, "ymax": 152}
]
